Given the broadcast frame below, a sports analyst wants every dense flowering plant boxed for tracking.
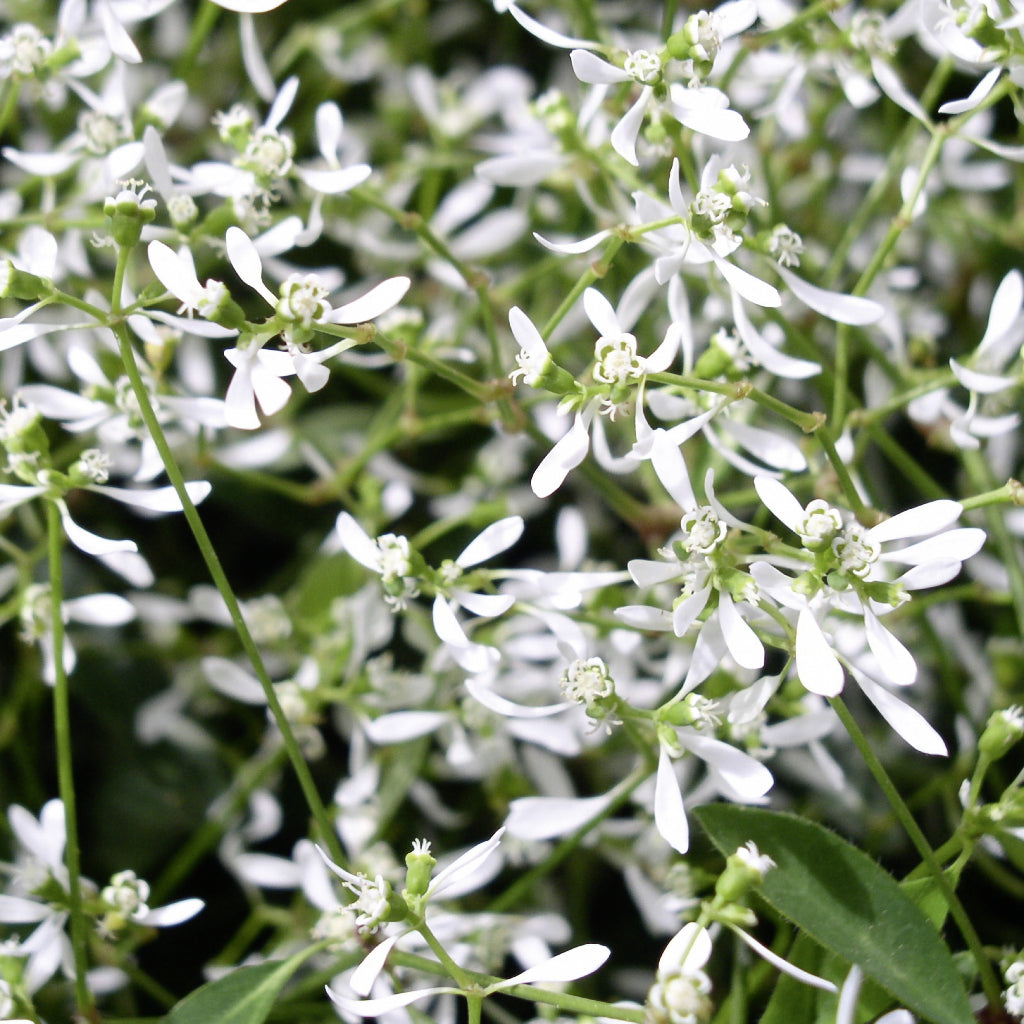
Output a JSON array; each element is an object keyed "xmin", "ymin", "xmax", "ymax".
[{"xmin": 3, "ymin": 1, "xmax": 1024, "ymax": 1023}]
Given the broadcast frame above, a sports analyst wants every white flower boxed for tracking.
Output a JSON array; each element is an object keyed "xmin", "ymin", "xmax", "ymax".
[{"xmin": 430, "ymin": 515, "xmax": 523, "ymax": 671}]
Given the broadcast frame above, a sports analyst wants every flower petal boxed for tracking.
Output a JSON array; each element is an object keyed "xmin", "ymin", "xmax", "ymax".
[
  {"xmin": 494, "ymin": 944, "xmax": 609, "ymax": 987},
  {"xmin": 457, "ymin": 515, "xmax": 524, "ymax": 567},
  {"xmin": 796, "ymin": 610, "xmax": 844, "ymax": 697},
  {"xmin": 329, "ymin": 277, "xmax": 410, "ymax": 324},
  {"xmin": 654, "ymin": 746, "xmax": 689, "ymax": 854}
]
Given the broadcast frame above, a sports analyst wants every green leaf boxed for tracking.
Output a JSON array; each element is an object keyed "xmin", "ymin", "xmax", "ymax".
[
  {"xmin": 694, "ymin": 805, "xmax": 974, "ymax": 1024},
  {"xmin": 164, "ymin": 946, "xmax": 319, "ymax": 1024}
]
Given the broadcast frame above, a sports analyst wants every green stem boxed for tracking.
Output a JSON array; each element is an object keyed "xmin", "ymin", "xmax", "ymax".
[
  {"xmin": 46, "ymin": 501, "xmax": 95, "ymax": 1020},
  {"xmin": 417, "ymin": 920, "xmax": 472, "ymax": 990},
  {"xmin": 0, "ymin": 80, "xmax": 20, "ymax": 143},
  {"xmin": 175, "ymin": 0, "xmax": 223, "ymax": 80},
  {"xmin": 388, "ymin": 951, "xmax": 646, "ymax": 1022},
  {"xmin": 109, "ymin": 309, "xmax": 345, "ymax": 866},
  {"xmin": 963, "ymin": 450, "xmax": 1024, "ymax": 639},
  {"xmin": 829, "ymin": 695, "xmax": 1002, "ymax": 1009}
]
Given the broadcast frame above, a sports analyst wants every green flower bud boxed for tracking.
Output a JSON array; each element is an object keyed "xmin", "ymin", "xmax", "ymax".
[
  {"xmin": 404, "ymin": 839, "xmax": 436, "ymax": 899},
  {"xmin": 714, "ymin": 841, "xmax": 775, "ymax": 904},
  {"xmin": 979, "ymin": 706, "xmax": 1024, "ymax": 763},
  {"xmin": 104, "ymin": 181, "xmax": 157, "ymax": 248}
]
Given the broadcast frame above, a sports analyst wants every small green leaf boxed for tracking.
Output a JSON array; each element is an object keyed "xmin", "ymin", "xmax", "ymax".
[
  {"xmin": 164, "ymin": 946, "xmax": 319, "ymax": 1024},
  {"xmin": 694, "ymin": 805, "xmax": 974, "ymax": 1024}
]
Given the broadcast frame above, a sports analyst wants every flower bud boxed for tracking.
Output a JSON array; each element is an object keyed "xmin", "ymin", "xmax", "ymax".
[
  {"xmin": 714, "ymin": 841, "xmax": 775, "ymax": 904},
  {"xmin": 404, "ymin": 839, "xmax": 436, "ymax": 899},
  {"xmin": 979, "ymin": 706, "xmax": 1024, "ymax": 763}
]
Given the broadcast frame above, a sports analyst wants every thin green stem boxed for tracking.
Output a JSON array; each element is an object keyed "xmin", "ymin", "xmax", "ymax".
[
  {"xmin": 963, "ymin": 450, "xmax": 1024, "ymax": 639},
  {"xmin": 815, "ymin": 427, "xmax": 868, "ymax": 520},
  {"xmin": 109, "ymin": 310, "xmax": 345, "ymax": 867},
  {"xmin": 387, "ymin": 951, "xmax": 647, "ymax": 1023},
  {"xmin": 829, "ymin": 695, "xmax": 1002, "ymax": 1009},
  {"xmin": 174, "ymin": 0, "xmax": 222, "ymax": 80},
  {"xmin": 47, "ymin": 501, "xmax": 95, "ymax": 1020},
  {"xmin": 541, "ymin": 234, "xmax": 627, "ymax": 339},
  {"xmin": 417, "ymin": 920, "xmax": 472, "ymax": 990},
  {"xmin": 0, "ymin": 80, "xmax": 20, "ymax": 143}
]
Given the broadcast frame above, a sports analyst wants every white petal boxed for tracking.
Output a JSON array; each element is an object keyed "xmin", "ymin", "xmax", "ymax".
[
  {"xmin": 729, "ymin": 925, "xmax": 838, "ymax": 991},
  {"xmin": 495, "ymin": 944, "xmax": 609, "ymax": 987},
  {"xmin": 351, "ymin": 934, "xmax": 401, "ymax": 995},
  {"xmin": 878, "ymin": 528, "xmax": 985, "ymax": 565},
  {"xmin": 583, "ymin": 287, "xmax": 620, "ymax": 338},
  {"xmin": 466, "ymin": 677, "xmax": 571, "ymax": 718},
  {"xmin": 731, "ymin": 294, "xmax": 819, "ymax": 377},
  {"xmin": 294, "ymin": 164, "xmax": 372, "ymax": 194},
  {"xmin": 754, "ymin": 476, "xmax": 804, "ymax": 533},
  {"xmin": 335, "ymin": 512, "xmax": 381, "ymax": 571},
  {"xmin": 329, "ymin": 277, "xmax": 411, "ymax": 324},
  {"xmin": 63, "ymin": 594, "xmax": 135, "ymax": 626},
  {"xmin": 867, "ymin": 500, "xmax": 961, "ymax": 543},
  {"xmin": 2, "ymin": 147, "xmax": 79, "ymax": 176},
  {"xmin": 863, "ymin": 609, "xmax": 917, "ymax": 686},
  {"xmin": 719, "ymin": 419, "xmax": 806, "ymax": 471},
  {"xmin": 61, "ymin": 506, "xmax": 137, "ymax": 555},
  {"xmin": 569, "ymin": 50, "xmax": 629, "ymax": 84},
  {"xmin": 615, "ymin": 605, "xmax": 672, "ymax": 631},
  {"xmin": 0, "ymin": 484, "xmax": 42, "ymax": 517},
  {"xmin": 978, "ymin": 268, "xmax": 1024, "ymax": 352},
  {"xmin": 453, "ymin": 589, "xmax": 515, "ymax": 618},
  {"xmin": 225, "ymin": 226, "xmax": 275, "ymax": 305},
  {"xmin": 88, "ymin": 481, "xmax": 210, "ymax": 513},
  {"xmin": 210, "ymin": 0, "xmax": 288, "ymax": 11},
  {"xmin": 649, "ymin": 430, "xmax": 697, "ymax": 508},
  {"xmin": 0, "ymin": 895, "xmax": 52, "ymax": 923},
  {"xmin": 949, "ymin": 359, "xmax": 1014, "ymax": 394},
  {"xmin": 776, "ymin": 266, "xmax": 885, "ymax": 325},
  {"xmin": 326, "ymin": 985, "xmax": 453, "ymax": 1017},
  {"xmin": 138, "ymin": 898, "xmax": 203, "ymax": 927},
  {"xmin": 265, "ymin": 76, "xmax": 299, "ymax": 132},
  {"xmin": 678, "ymin": 731, "xmax": 773, "ymax": 799},
  {"xmin": 457, "ymin": 515, "xmax": 524, "ymax": 567},
  {"xmin": 610, "ymin": 90, "xmax": 650, "ymax": 166},
  {"xmin": 476, "ymin": 152, "xmax": 564, "ymax": 186},
  {"xmin": 854, "ymin": 671, "xmax": 948, "ymax": 755},
  {"xmin": 533, "ymin": 229, "xmax": 611, "ymax": 254},
  {"xmin": 672, "ymin": 585, "xmax": 711, "ymax": 638},
  {"xmin": 660, "ymin": 923, "xmax": 712, "ymax": 974},
  {"xmin": 531, "ymin": 414, "xmax": 591, "ymax": 498},
  {"xmin": 718, "ymin": 592, "xmax": 764, "ymax": 670},
  {"xmin": 147, "ymin": 240, "xmax": 202, "ymax": 305},
  {"xmin": 229, "ymin": 852, "xmax": 303, "ymax": 888},
  {"xmin": 673, "ymin": 103, "xmax": 749, "ymax": 141},
  {"xmin": 506, "ymin": 5, "xmax": 598, "ymax": 49},
  {"xmin": 428, "ymin": 828, "xmax": 504, "ymax": 900},
  {"xmin": 504, "ymin": 793, "xmax": 615, "ymax": 840},
  {"xmin": 202, "ymin": 656, "xmax": 265, "ymax": 703},
  {"xmin": 938, "ymin": 67, "xmax": 1002, "ymax": 115},
  {"xmin": 433, "ymin": 595, "xmax": 469, "ymax": 647},
  {"xmin": 96, "ymin": 0, "xmax": 141, "ymax": 62},
  {"xmin": 796, "ymin": 610, "xmax": 844, "ymax": 697},
  {"xmin": 362, "ymin": 711, "xmax": 448, "ymax": 744},
  {"xmin": 654, "ymin": 747, "xmax": 689, "ymax": 853},
  {"xmin": 711, "ymin": 250, "xmax": 781, "ymax": 307},
  {"xmin": 870, "ymin": 57, "xmax": 931, "ymax": 126},
  {"xmin": 251, "ymin": 362, "xmax": 293, "ymax": 416}
]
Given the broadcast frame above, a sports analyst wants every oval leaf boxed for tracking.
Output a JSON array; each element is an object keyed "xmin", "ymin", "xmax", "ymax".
[
  {"xmin": 694, "ymin": 804, "xmax": 973, "ymax": 1024},
  {"xmin": 165, "ymin": 947, "xmax": 319, "ymax": 1024}
]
